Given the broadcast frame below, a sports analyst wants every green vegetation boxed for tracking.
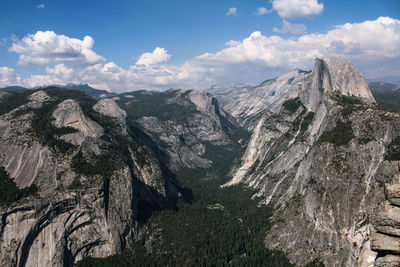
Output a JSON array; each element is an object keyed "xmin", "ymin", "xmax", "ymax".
[
  {"xmin": 385, "ymin": 136, "xmax": 400, "ymax": 161},
  {"xmin": 333, "ymin": 93, "xmax": 365, "ymax": 118},
  {"xmin": 31, "ymin": 103, "xmax": 78, "ymax": 154},
  {"xmin": 77, "ymin": 174, "xmax": 294, "ymax": 267},
  {"xmin": 319, "ymin": 120, "xmax": 354, "ymax": 146},
  {"xmin": 76, "ymin": 114, "xmax": 293, "ymax": 266},
  {"xmin": 282, "ymin": 97, "xmax": 303, "ymax": 113},
  {"xmin": 0, "ymin": 166, "xmax": 37, "ymax": 206},
  {"xmin": 372, "ymin": 90, "xmax": 400, "ymax": 113},
  {"xmin": 71, "ymin": 149, "xmax": 124, "ymax": 179},
  {"xmin": 300, "ymin": 112, "xmax": 315, "ymax": 133},
  {"xmin": 0, "ymin": 90, "xmax": 31, "ymax": 116},
  {"xmin": 117, "ymin": 90, "xmax": 200, "ymax": 123},
  {"xmin": 203, "ymin": 129, "xmax": 249, "ymax": 177}
]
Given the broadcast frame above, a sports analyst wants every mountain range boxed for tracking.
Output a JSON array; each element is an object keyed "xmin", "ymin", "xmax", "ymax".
[{"xmin": 1, "ymin": 56, "xmax": 400, "ymax": 267}]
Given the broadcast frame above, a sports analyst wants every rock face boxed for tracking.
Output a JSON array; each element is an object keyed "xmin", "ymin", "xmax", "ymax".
[
  {"xmin": 319, "ymin": 56, "xmax": 376, "ymax": 103},
  {"xmin": 371, "ymin": 180, "xmax": 400, "ymax": 267},
  {"xmin": 385, "ymin": 183, "xmax": 400, "ymax": 206},
  {"xmin": 116, "ymin": 89, "xmax": 239, "ymax": 171},
  {"xmin": 224, "ymin": 56, "xmax": 400, "ymax": 266},
  {"xmin": 93, "ymin": 98, "xmax": 126, "ymax": 121},
  {"xmin": 0, "ymin": 88, "xmax": 183, "ymax": 267},
  {"xmin": 212, "ymin": 69, "xmax": 310, "ymax": 130},
  {"xmin": 371, "ymin": 207, "xmax": 400, "ymax": 237}
]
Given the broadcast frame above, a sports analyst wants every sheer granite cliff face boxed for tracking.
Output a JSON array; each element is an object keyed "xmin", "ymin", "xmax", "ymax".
[
  {"xmin": 212, "ymin": 69, "xmax": 310, "ymax": 130},
  {"xmin": 0, "ymin": 89, "xmax": 181, "ymax": 267},
  {"xmin": 225, "ymin": 56, "xmax": 400, "ymax": 266}
]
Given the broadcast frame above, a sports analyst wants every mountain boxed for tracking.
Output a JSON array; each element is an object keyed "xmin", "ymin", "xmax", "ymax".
[
  {"xmin": 369, "ymin": 81, "xmax": 400, "ymax": 113},
  {"xmin": 62, "ymin": 83, "xmax": 116, "ymax": 99},
  {"xmin": 0, "ymin": 85, "xmax": 248, "ymax": 266},
  {"xmin": 211, "ymin": 70, "xmax": 311, "ymax": 130},
  {"xmin": 0, "ymin": 86, "xmax": 28, "ymax": 92},
  {"xmin": 1, "ymin": 56, "xmax": 399, "ymax": 267},
  {"xmin": 115, "ymin": 89, "xmax": 245, "ymax": 173},
  {"xmin": 367, "ymin": 76, "xmax": 400, "ymax": 84},
  {"xmin": 224, "ymin": 56, "xmax": 400, "ymax": 266},
  {"xmin": 368, "ymin": 81, "xmax": 400, "ymax": 92},
  {"xmin": 0, "ymin": 87, "xmax": 188, "ymax": 266},
  {"xmin": 0, "ymin": 83, "xmax": 116, "ymax": 100}
]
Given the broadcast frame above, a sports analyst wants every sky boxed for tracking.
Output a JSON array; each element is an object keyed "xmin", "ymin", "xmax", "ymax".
[{"xmin": 0, "ymin": 0, "xmax": 399, "ymax": 92}]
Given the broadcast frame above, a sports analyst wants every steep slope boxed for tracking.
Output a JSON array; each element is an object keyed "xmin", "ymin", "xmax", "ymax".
[
  {"xmin": 211, "ymin": 69, "xmax": 311, "ymax": 130},
  {"xmin": 115, "ymin": 89, "xmax": 244, "ymax": 173},
  {"xmin": 0, "ymin": 87, "xmax": 184, "ymax": 267},
  {"xmin": 225, "ymin": 56, "xmax": 400, "ymax": 266}
]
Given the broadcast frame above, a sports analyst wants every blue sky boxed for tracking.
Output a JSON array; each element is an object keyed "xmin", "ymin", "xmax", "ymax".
[{"xmin": 0, "ymin": 0, "xmax": 399, "ymax": 92}]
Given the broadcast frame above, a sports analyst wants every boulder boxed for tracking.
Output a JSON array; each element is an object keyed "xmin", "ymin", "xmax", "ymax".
[
  {"xmin": 372, "ymin": 207, "xmax": 400, "ymax": 237},
  {"xmin": 374, "ymin": 254, "xmax": 400, "ymax": 267},
  {"xmin": 385, "ymin": 184, "xmax": 400, "ymax": 207},
  {"xmin": 370, "ymin": 229, "xmax": 400, "ymax": 253}
]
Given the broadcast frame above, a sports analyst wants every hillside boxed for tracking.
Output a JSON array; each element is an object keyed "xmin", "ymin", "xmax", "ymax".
[{"xmin": 1, "ymin": 56, "xmax": 399, "ymax": 267}]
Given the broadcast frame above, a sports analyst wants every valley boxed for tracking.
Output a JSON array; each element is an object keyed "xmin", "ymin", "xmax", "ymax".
[{"xmin": 1, "ymin": 56, "xmax": 400, "ymax": 267}]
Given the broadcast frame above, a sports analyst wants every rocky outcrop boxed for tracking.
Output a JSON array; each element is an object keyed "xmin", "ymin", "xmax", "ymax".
[
  {"xmin": 53, "ymin": 99, "xmax": 104, "ymax": 142},
  {"xmin": 211, "ymin": 69, "xmax": 310, "ymax": 130},
  {"xmin": 224, "ymin": 56, "xmax": 400, "ymax": 266},
  {"xmin": 319, "ymin": 56, "xmax": 376, "ymax": 103},
  {"xmin": 371, "ymin": 180, "xmax": 400, "ymax": 267},
  {"xmin": 385, "ymin": 184, "xmax": 400, "ymax": 206},
  {"xmin": 0, "ymin": 88, "xmax": 182, "ymax": 266},
  {"xmin": 117, "ymin": 89, "xmax": 239, "ymax": 171},
  {"xmin": 93, "ymin": 99, "xmax": 126, "ymax": 122}
]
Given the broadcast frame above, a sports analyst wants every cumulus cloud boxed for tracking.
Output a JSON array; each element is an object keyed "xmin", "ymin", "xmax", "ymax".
[
  {"xmin": 0, "ymin": 67, "xmax": 22, "ymax": 87},
  {"xmin": 272, "ymin": 0, "xmax": 324, "ymax": 19},
  {"xmin": 256, "ymin": 7, "xmax": 272, "ymax": 15},
  {"xmin": 273, "ymin": 20, "xmax": 307, "ymax": 34},
  {"xmin": 37, "ymin": 4, "xmax": 45, "ymax": 8},
  {"xmin": 135, "ymin": 47, "xmax": 171, "ymax": 66},
  {"xmin": 9, "ymin": 31, "xmax": 105, "ymax": 66},
  {"xmin": 5, "ymin": 17, "xmax": 400, "ymax": 92},
  {"xmin": 227, "ymin": 7, "xmax": 237, "ymax": 17}
]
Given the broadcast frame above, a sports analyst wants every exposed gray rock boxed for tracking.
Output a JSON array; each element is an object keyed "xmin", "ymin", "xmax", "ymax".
[
  {"xmin": 357, "ymin": 240, "xmax": 377, "ymax": 267},
  {"xmin": 93, "ymin": 98, "xmax": 126, "ymax": 121},
  {"xmin": 129, "ymin": 89, "xmax": 238, "ymax": 170},
  {"xmin": 53, "ymin": 99, "xmax": 104, "ymax": 140},
  {"xmin": 28, "ymin": 90, "xmax": 52, "ymax": 103},
  {"xmin": 320, "ymin": 56, "xmax": 376, "ymax": 103},
  {"xmin": 374, "ymin": 254, "xmax": 400, "ymax": 267},
  {"xmin": 370, "ymin": 229, "xmax": 400, "ymax": 253},
  {"xmin": 385, "ymin": 183, "xmax": 400, "ymax": 207},
  {"xmin": 0, "ymin": 89, "xmax": 181, "ymax": 266},
  {"xmin": 0, "ymin": 168, "xmax": 139, "ymax": 267},
  {"xmin": 211, "ymin": 69, "xmax": 310, "ymax": 129},
  {"xmin": 372, "ymin": 207, "xmax": 400, "ymax": 236},
  {"xmin": 224, "ymin": 56, "xmax": 399, "ymax": 266}
]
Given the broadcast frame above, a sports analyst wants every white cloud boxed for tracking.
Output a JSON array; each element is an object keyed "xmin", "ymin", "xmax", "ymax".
[
  {"xmin": 272, "ymin": 0, "xmax": 324, "ymax": 19},
  {"xmin": 273, "ymin": 20, "xmax": 307, "ymax": 34},
  {"xmin": 37, "ymin": 4, "xmax": 45, "ymax": 9},
  {"xmin": 135, "ymin": 47, "xmax": 171, "ymax": 66},
  {"xmin": 9, "ymin": 31, "xmax": 105, "ymax": 66},
  {"xmin": 256, "ymin": 7, "xmax": 272, "ymax": 15},
  {"xmin": 0, "ymin": 67, "xmax": 22, "ymax": 87},
  {"xmin": 5, "ymin": 17, "xmax": 400, "ymax": 92},
  {"xmin": 227, "ymin": 7, "xmax": 237, "ymax": 17},
  {"xmin": 225, "ymin": 40, "xmax": 241, "ymax": 47}
]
